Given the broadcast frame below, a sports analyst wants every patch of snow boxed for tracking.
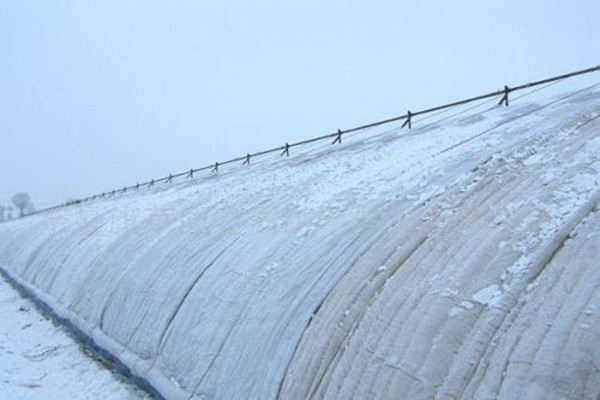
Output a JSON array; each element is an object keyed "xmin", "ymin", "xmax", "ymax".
[
  {"xmin": 449, "ymin": 301, "xmax": 475, "ymax": 317},
  {"xmin": 0, "ymin": 277, "xmax": 149, "ymax": 400},
  {"xmin": 472, "ymin": 285, "xmax": 503, "ymax": 308}
]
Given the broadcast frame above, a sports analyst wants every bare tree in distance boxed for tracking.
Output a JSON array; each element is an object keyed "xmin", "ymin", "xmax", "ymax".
[
  {"xmin": 12, "ymin": 192, "xmax": 33, "ymax": 218},
  {"xmin": 7, "ymin": 206, "xmax": 13, "ymax": 221},
  {"xmin": 0, "ymin": 205, "xmax": 5, "ymax": 222}
]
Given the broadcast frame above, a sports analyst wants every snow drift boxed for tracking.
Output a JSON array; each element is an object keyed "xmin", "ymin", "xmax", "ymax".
[{"xmin": 1, "ymin": 77, "xmax": 600, "ymax": 400}]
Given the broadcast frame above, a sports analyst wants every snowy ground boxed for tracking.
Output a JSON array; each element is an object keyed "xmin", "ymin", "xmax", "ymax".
[{"xmin": 0, "ymin": 275, "xmax": 150, "ymax": 400}]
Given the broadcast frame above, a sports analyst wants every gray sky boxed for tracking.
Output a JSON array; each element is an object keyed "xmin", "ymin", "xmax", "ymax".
[{"xmin": 1, "ymin": 1, "xmax": 599, "ymax": 208}]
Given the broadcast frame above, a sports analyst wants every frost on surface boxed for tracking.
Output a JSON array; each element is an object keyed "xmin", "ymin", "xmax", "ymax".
[
  {"xmin": 0, "ymin": 276, "xmax": 150, "ymax": 400},
  {"xmin": 1, "ymin": 80, "xmax": 600, "ymax": 399}
]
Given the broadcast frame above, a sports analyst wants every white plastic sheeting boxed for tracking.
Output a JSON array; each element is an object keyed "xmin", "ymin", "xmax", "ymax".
[{"xmin": 1, "ymin": 77, "xmax": 600, "ymax": 400}]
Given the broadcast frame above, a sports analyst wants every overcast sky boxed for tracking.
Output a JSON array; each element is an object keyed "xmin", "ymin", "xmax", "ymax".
[{"xmin": 1, "ymin": 1, "xmax": 599, "ymax": 208}]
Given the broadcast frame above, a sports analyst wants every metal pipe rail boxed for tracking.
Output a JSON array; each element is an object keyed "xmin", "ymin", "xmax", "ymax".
[{"xmin": 29, "ymin": 64, "xmax": 600, "ymax": 216}]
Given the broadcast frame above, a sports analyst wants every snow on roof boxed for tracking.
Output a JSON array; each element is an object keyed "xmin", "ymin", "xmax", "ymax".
[{"xmin": 1, "ymin": 74, "xmax": 600, "ymax": 399}]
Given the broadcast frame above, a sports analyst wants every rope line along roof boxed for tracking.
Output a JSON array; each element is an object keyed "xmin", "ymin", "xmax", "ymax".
[{"xmin": 25, "ymin": 64, "xmax": 600, "ymax": 217}]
